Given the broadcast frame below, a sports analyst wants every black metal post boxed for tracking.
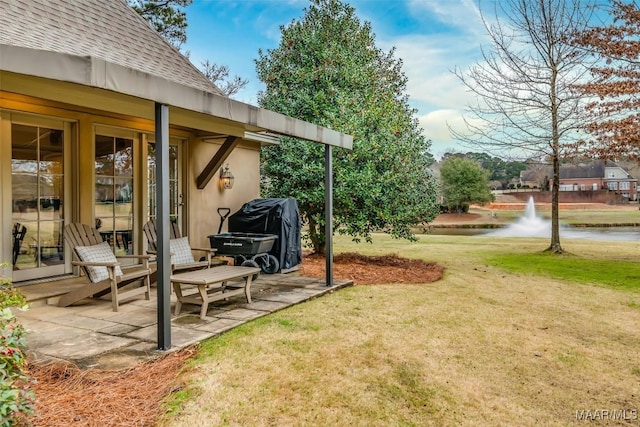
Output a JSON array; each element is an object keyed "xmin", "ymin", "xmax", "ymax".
[
  {"xmin": 325, "ymin": 144, "xmax": 333, "ymax": 287},
  {"xmin": 155, "ymin": 103, "xmax": 171, "ymax": 350}
]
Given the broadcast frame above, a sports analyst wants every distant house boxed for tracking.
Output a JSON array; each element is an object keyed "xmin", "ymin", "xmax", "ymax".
[
  {"xmin": 557, "ymin": 161, "xmax": 605, "ymax": 192},
  {"xmin": 604, "ymin": 164, "xmax": 637, "ymax": 201},
  {"xmin": 551, "ymin": 160, "xmax": 638, "ymax": 201}
]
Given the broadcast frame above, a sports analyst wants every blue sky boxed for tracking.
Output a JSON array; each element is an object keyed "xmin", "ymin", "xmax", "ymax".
[{"xmin": 184, "ymin": 0, "xmax": 489, "ymax": 157}]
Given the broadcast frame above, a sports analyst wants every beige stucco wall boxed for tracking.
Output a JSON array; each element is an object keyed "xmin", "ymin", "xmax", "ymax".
[
  {"xmin": 185, "ymin": 138, "xmax": 261, "ymax": 249},
  {"xmin": 1, "ymin": 89, "xmax": 263, "ymax": 280}
]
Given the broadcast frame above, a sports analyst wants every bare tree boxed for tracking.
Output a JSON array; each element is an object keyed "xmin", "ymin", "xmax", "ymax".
[
  {"xmin": 130, "ymin": 1, "xmax": 249, "ymax": 99},
  {"xmin": 453, "ymin": 0, "xmax": 596, "ymax": 253},
  {"xmin": 200, "ymin": 60, "xmax": 249, "ymax": 98},
  {"xmin": 521, "ymin": 160, "xmax": 551, "ymax": 190}
]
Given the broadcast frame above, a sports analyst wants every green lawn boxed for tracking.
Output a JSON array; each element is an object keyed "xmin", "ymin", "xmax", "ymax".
[
  {"xmin": 485, "ymin": 251, "xmax": 640, "ymax": 290},
  {"xmin": 161, "ymin": 233, "xmax": 640, "ymax": 427}
]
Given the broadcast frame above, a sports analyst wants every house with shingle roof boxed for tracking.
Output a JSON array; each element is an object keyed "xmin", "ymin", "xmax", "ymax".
[
  {"xmin": 602, "ymin": 163, "xmax": 638, "ymax": 201},
  {"xmin": 547, "ymin": 160, "xmax": 638, "ymax": 201},
  {"xmin": 1, "ymin": 0, "xmax": 351, "ymax": 297},
  {"xmin": 556, "ymin": 161, "xmax": 606, "ymax": 192}
]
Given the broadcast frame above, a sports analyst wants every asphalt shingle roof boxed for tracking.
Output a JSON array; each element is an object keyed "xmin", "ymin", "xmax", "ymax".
[
  {"xmin": 0, "ymin": 0, "xmax": 224, "ymax": 96},
  {"xmin": 559, "ymin": 161, "xmax": 606, "ymax": 179}
]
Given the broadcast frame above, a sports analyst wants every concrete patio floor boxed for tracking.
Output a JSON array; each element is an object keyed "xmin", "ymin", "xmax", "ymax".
[{"xmin": 16, "ymin": 273, "xmax": 353, "ymax": 370}]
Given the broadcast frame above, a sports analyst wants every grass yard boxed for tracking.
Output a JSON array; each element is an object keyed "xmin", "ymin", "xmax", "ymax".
[
  {"xmin": 486, "ymin": 251, "xmax": 640, "ymax": 290},
  {"xmin": 547, "ymin": 208, "xmax": 640, "ymax": 225},
  {"xmin": 161, "ymin": 234, "xmax": 640, "ymax": 426},
  {"xmin": 466, "ymin": 205, "xmax": 640, "ymax": 225}
]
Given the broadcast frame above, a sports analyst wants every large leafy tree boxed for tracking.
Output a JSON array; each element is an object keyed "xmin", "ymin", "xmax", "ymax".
[
  {"xmin": 256, "ymin": 0, "xmax": 439, "ymax": 253},
  {"xmin": 453, "ymin": 0, "xmax": 596, "ymax": 253},
  {"xmin": 439, "ymin": 157, "xmax": 493, "ymax": 212},
  {"xmin": 573, "ymin": 1, "xmax": 640, "ymax": 160}
]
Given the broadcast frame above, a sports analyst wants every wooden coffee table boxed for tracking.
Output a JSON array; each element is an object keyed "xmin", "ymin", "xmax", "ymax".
[{"xmin": 170, "ymin": 266, "xmax": 261, "ymax": 319}]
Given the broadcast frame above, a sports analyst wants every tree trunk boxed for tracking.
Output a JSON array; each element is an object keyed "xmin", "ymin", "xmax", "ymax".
[
  {"xmin": 308, "ymin": 216, "xmax": 325, "ymax": 254},
  {"xmin": 545, "ymin": 64, "xmax": 564, "ymax": 254},
  {"xmin": 545, "ymin": 152, "xmax": 563, "ymax": 253}
]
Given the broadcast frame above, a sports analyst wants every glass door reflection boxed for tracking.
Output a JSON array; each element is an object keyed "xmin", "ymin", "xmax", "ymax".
[
  {"xmin": 11, "ymin": 123, "xmax": 65, "ymax": 274},
  {"xmin": 95, "ymin": 134, "xmax": 134, "ymax": 257}
]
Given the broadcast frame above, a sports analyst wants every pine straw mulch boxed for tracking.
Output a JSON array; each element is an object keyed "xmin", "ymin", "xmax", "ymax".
[
  {"xmin": 298, "ymin": 252, "xmax": 445, "ymax": 285},
  {"xmin": 24, "ymin": 253, "xmax": 443, "ymax": 426},
  {"xmin": 27, "ymin": 347, "xmax": 194, "ymax": 427}
]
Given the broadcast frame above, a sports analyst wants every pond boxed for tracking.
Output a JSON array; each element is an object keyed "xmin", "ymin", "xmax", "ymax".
[
  {"xmin": 428, "ymin": 226, "xmax": 640, "ymax": 241},
  {"xmin": 429, "ymin": 197, "xmax": 640, "ymax": 242}
]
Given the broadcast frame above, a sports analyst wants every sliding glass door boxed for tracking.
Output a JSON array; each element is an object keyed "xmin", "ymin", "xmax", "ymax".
[
  {"xmin": 94, "ymin": 133, "xmax": 134, "ymax": 256},
  {"xmin": 147, "ymin": 139, "xmax": 182, "ymax": 225},
  {"xmin": 11, "ymin": 121, "xmax": 67, "ymax": 281}
]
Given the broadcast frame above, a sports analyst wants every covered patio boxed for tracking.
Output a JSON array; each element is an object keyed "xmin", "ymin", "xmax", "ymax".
[
  {"xmin": 2, "ymin": 0, "xmax": 354, "ymax": 356},
  {"xmin": 17, "ymin": 272, "xmax": 353, "ymax": 370}
]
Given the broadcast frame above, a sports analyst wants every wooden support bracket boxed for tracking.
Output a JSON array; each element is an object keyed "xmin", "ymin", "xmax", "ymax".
[{"xmin": 196, "ymin": 135, "xmax": 239, "ymax": 189}]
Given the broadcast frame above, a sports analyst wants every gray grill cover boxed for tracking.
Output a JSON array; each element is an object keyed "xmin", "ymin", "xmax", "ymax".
[{"xmin": 228, "ymin": 198, "xmax": 302, "ymax": 270}]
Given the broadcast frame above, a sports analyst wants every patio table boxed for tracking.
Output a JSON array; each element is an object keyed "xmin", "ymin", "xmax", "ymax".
[{"xmin": 170, "ymin": 265, "xmax": 260, "ymax": 319}]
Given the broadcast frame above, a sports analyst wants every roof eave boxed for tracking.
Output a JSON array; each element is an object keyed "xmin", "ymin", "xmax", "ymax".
[{"xmin": 0, "ymin": 44, "xmax": 353, "ymax": 149}]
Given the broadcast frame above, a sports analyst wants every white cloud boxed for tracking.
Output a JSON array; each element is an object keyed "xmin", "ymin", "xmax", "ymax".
[
  {"xmin": 389, "ymin": 34, "xmax": 479, "ymax": 109},
  {"xmin": 418, "ymin": 109, "xmax": 467, "ymax": 156},
  {"xmin": 372, "ymin": 0, "xmax": 495, "ymax": 156},
  {"xmin": 376, "ymin": 32, "xmax": 485, "ymax": 156},
  {"xmin": 420, "ymin": 109, "xmax": 460, "ymax": 140},
  {"xmin": 419, "ymin": 106, "xmax": 496, "ymax": 158},
  {"xmin": 407, "ymin": 0, "xmax": 485, "ymax": 36}
]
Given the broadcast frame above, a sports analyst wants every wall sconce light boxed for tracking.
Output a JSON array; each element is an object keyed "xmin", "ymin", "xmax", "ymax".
[{"xmin": 219, "ymin": 164, "xmax": 234, "ymax": 190}]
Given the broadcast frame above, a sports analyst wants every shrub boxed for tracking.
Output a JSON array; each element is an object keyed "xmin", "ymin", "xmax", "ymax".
[
  {"xmin": 439, "ymin": 204, "xmax": 471, "ymax": 214},
  {"xmin": 0, "ymin": 266, "xmax": 34, "ymax": 426}
]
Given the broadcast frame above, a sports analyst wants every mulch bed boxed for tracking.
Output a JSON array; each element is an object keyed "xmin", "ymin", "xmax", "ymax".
[
  {"xmin": 27, "ymin": 348, "xmax": 194, "ymax": 427},
  {"xmin": 24, "ymin": 253, "xmax": 443, "ymax": 426},
  {"xmin": 299, "ymin": 252, "xmax": 445, "ymax": 285}
]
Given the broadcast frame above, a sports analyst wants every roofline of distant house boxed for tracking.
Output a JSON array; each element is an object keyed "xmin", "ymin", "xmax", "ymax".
[{"xmin": 0, "ymin": 44, "xmax": 353, "ymax": 149}]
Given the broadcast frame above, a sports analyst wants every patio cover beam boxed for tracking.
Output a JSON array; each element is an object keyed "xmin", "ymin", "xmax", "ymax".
[
  {"xmin": 196, "ymin": 135, "xmax": 239, "ymax": 190},
  {"xmin": 0, "ymin": 45, "xmax": 353, "ymax": 150}
]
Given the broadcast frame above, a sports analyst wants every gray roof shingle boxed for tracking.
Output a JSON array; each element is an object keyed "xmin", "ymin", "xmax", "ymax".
[
  {"xmin": 0, "ymin": 0, "xmax": 224, "ymax": 96},
  {"xmin": 559, "ymin": 161, "xmax": 606, "ymax": 179}
]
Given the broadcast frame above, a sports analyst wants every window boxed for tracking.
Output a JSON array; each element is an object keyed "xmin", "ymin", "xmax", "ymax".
[
  {"xmin": 147, "ymin": 141, "xmax": 180, "ymax": 223},
  {"xmin": 608, "ymin": 182, "xmax": 618, "ymax": 191},
  {"xmin": 11, "ymin": 123, "xmax": 65, "ymax": 270},
  {"xmin": 95, "ymin": 134, "xmax": 133, "ymax": 255},
  {"xmin": 620, "ymin": 181, "xmax": 630, "ymax": 190}
]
